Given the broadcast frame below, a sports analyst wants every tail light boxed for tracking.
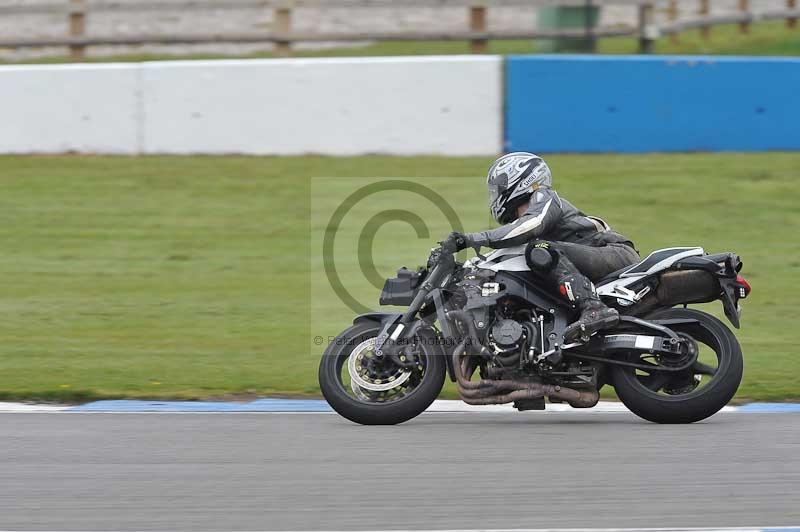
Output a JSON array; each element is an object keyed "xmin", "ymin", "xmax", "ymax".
[{"xmin": 736, "ymin": 275, "xmax": 751, "ymax": 298}]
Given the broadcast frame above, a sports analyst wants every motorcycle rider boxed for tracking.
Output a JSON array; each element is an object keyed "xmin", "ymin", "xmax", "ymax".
[{"xmin": 443, "ymin": 152, "xmax": 640, "ymax": 343}]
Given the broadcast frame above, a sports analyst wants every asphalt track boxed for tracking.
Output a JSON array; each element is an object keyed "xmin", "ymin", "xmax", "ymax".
[{"xmin": 0, "ymin": 411, "xmax": 798, "ymax": 531}]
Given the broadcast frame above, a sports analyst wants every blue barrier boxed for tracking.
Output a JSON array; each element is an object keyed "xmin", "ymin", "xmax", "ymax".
[{"xmin": 505, "ymin": 55, "xmax": 800, "ymax": 153}]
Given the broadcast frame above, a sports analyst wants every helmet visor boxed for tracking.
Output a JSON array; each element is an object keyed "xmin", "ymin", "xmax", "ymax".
[{"xmin": 487, "ymin": 174, "xmax": 507, "ymax": 208}]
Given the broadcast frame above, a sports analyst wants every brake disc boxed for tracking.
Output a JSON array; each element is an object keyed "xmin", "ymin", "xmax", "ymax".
[{"xmin": 347, "ymin": 337, "xmax": 411, "ymax": 392}]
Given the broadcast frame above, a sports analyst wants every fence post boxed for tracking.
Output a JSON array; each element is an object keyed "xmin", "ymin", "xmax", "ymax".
[
  {"xmin": 274, "ymin": 6, "xmax": 292, "ymax": 57},
  {"xmin": 638, "ymin": 3, "xmax": 655, "ymax": 54},
  {"xmin": 68, "ymin": 0, "xmax": 86, "ymax": 60},
  {"xmin": 469, "ymin": 5, "xmax": 488, "ymax": 54},
  {"xmin": 789, "ymin": 0, "xmax": 797, "ymax": 28},
  {"xmin": 668, "ymin": 0, "xmax": 679, "ymax": 43},
  {"xmin": 739, "ymin": 0, "xmax": 750, "ymax": 34},
  {"xmin": 699, "ymin": 0, "xmax": 711, "ymax": 40}
]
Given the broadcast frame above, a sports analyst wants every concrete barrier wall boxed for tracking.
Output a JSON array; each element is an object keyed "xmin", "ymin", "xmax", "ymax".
[
  {"xmin": 0, "ymin": 57, "xmax": 503, "ymax": 156},
  {"xmin": 142, "ymin": 57, "xmax": 502, "ymax": 155},
  {"xmin": 506, "ymin": 55, "xmax": 800, "ymax": 153},
  {"xmin": 2, "ymin": 55, "xmax": 799, "ymax": 155},
  {"xmin": 0, "ymin": 64, "xmax": 140, "ymax": 154}
]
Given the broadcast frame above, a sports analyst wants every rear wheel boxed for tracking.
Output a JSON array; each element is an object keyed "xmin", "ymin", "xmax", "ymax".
[
  {"xmin": 612, "ymin": 308, "xmax": 743, "ymax": 424},
  {"xmin": 318, "ymin": 322, "xmax": 446, "ymax": 425}
]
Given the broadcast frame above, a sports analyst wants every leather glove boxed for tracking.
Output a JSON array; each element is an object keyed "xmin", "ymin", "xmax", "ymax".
[{"xmin": 440, "ymin": 231, "xmax": 470, "ymax": 254}]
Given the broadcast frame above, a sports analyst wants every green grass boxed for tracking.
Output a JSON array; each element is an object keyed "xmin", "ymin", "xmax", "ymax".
[
  {"xmin": 3, "ymin": 21, "xmax": 800, "ymax": 65},
  {"xmin": 0, "ymin": 153, "xmax": 798, "ymax": 403}
]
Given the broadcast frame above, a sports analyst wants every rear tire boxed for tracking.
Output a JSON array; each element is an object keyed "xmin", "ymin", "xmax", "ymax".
[
  {"xmin": 318, "ymin": 322, "xmax": 446, "ymax": 425},
  {"xmin": 612, "ymin": 308, "xmax": 743, "ymax": 424}
]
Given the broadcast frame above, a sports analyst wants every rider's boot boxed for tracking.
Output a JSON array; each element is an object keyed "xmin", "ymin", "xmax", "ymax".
[
  {"xmin": 554, "ymin": 261, "xmax": 619, "ymax": 343},
  {"xmin": 526, "ymin": 242, "xmax": 619, "ymax": 343}
]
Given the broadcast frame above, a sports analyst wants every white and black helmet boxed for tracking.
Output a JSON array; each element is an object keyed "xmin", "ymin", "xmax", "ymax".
[{"xmin": 487, "ymin": 152, "xmax": 552, "ymax": 224}]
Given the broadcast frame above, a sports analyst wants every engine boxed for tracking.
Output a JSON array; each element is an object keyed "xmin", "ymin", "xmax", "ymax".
[
  {"xmin": 489, "ymin": 319, "xmax": 525, "ymax": 354},
  {"xmin": 448, "ymin": 270, "xmax": 601, "ymax": 410},
  {"xmin": 454, "ymin": 271, "xmax": 541, "ymax": 367}
]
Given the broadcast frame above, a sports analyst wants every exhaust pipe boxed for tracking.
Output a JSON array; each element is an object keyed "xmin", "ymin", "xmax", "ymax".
[
  {"xmin": 634, "ymin": 269, "xmax": 720, "ymax": 316},
  {"xmin": 452, "ymin": 342, "xmax": 598, "ymax": 409}
]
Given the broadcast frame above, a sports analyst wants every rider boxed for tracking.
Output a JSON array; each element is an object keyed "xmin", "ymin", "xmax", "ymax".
[{"xmin": 443, "ymin": 152, "xmax": 640, "ymax": 343}]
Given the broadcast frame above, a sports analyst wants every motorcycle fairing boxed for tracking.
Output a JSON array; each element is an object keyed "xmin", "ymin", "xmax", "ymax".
[
  {"xmin": 474, "ymin": 245, "xmax": 711, "ymax": 311},
  {"xmin": 619, "ymin": 247, "xmax": 705, "ymax": 277},
  {"xmin": 596, "ymin": 247, "xmax": 704, "ymax": 302},
  {"xmin": 472, "ymin": 245, "xmax": 529, "ymax": 272}
]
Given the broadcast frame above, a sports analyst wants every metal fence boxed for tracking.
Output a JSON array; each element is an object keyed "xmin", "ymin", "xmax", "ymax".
[{"xmin": 0, "ymin": 0, "xmax": 798, "ymax": 59}]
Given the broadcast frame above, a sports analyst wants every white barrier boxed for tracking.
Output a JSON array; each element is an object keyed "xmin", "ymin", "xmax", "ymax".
[
  {"xmin": 0, "ymin": 64, "xmax": 140, "ymax": 154},
  {"xmin": 0, "ymin": 57, "xmax": 502, "ymax": 156}
]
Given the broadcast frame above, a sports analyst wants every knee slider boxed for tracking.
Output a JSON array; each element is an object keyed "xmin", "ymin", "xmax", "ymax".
[{"xmin": 525, "ymin": 240, "xmax": 559, "ymax": 273}]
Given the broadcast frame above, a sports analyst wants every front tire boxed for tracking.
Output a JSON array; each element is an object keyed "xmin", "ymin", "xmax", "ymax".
[
  {"xmin": 612, "ymin": 308, "xmax": 743, "ymax": 424},
  {"xmin": 318, "ymin": 322, "xmax": 446, "ymax": 425}
]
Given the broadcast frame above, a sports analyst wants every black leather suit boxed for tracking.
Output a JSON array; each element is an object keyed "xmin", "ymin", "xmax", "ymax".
[{"xmin": 466, "ymin": 188, "xmax": 639, "ymax": 282}]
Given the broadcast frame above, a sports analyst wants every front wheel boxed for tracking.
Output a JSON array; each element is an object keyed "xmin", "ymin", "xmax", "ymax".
[
  {"xmin": 318, "ymin": 322, "xmax": 446, "ymax": 425},
  {"xmin": 612, "ymin": 308, "xmax": 743, "ymax": 424}
]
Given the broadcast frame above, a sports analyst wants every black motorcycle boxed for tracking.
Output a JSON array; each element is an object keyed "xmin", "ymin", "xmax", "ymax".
[{"xmin": 319, "ymin": 242, "xmax": 750, "ymax": 425}]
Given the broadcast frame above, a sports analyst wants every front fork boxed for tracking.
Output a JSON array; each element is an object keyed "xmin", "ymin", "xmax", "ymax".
[
  {"xmin": 371, "ymin": 289, "xmax": 454, "ymax": 371},
  {"xmin": 373, "ymin": 254, "xmax": 455, "ymax": 365}
]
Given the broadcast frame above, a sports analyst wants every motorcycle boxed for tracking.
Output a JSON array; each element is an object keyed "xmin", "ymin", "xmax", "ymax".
[{"xmin": 319, "ymin": 242, "xmax": 750, "ymax": 425}]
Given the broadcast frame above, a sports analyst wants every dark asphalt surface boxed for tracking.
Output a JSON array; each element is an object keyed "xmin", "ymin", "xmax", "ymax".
[{"xmin": 1, "ymin": 411, "xmax": 798, "ymax": 531}]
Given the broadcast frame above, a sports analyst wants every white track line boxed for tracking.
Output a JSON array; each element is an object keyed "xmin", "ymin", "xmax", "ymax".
[
  {"xmin": 0, "ymin": 400, "xmax": 745, "ymax": 414},
  {"xmin": 0, "ymin": 403, "xmax": 71, "ymax": 413}
]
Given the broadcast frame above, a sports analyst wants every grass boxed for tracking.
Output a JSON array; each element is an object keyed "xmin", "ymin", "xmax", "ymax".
[
  {"xmin": 2, "ymin": 21, "xmax": 800, "ymax": 66},
  {"xmin": 0, "ymin": 153, "xmax": 798, "ymax": 403}
]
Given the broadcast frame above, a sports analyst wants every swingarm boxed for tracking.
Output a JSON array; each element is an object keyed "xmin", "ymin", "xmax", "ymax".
[{"xmin": 559, "ymin": 316, "xmax": 700, "ymax": 373}]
